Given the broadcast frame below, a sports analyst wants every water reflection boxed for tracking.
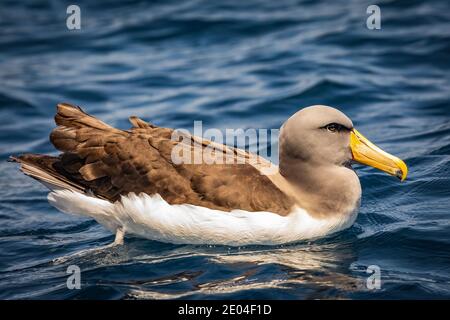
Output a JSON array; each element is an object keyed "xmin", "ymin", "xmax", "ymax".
[{"xmin": 123, "ymin": 240, "xmax": 363, "ymax": 299}]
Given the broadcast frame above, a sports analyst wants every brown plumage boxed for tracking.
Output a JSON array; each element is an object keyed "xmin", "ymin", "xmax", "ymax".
[{"xmin": 12, "ymin": 103, "xmax": 295, "ymax": 215}]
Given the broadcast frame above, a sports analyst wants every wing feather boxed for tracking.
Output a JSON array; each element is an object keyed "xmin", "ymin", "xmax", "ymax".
[{"xmin": 39, "ymin": 103, "xmax": 295, "ymax": 214}]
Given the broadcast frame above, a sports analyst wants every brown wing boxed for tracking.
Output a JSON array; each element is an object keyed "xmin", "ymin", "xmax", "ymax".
[{"xmin": 45, "ymin": 103, "xmax": 294, "ymax": 214}]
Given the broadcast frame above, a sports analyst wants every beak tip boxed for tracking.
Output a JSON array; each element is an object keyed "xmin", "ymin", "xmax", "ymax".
[{"xmin": 396, "ymin": 165, "xmax": 408, "ymax": 182}]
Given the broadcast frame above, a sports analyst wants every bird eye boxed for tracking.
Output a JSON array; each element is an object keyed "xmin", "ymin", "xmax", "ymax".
[{"xmin": 325, "ymin": 123, "xmax": 339, "ymax": 133}]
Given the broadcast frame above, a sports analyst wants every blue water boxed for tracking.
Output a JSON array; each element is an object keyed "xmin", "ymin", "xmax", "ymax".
[{"xmin": 1, "ymin": 0, "xmax": 449, "ymax": 299}]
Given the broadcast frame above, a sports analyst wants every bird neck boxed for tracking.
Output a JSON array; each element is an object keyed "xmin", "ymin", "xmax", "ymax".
[{"xmin": 277, "ymin": 156, "xmax": 362, "ymax": 219}]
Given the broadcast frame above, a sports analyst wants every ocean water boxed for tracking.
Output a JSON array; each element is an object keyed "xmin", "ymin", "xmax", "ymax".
[{"xmin": 0, "ymin": 0, "xmax": 449, "ymax": 299}]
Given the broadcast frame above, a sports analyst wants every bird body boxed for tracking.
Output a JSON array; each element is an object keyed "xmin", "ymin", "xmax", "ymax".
[{"xmin": 11, "ymin": 103, "xmax": 407, "ymax": 246}]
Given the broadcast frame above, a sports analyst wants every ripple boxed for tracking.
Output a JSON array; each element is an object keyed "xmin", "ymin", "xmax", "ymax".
[{"xmin": 0, "ymin": 0, "xmax": 449, "ymax": 299}]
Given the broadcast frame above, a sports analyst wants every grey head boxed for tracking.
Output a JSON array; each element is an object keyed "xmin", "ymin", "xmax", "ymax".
[
  {"xmin": 277, "ymin": 104, "xmax": 407, "ymax": 218},
  {"xmin": 279, "ymin": 105, "xmax": 354, "ymax": 169}
]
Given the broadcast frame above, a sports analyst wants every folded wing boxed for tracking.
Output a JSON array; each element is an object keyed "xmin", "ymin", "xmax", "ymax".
[{"xmin": 14, "ymin": 103, "xmax": 295, "ymax": 215}]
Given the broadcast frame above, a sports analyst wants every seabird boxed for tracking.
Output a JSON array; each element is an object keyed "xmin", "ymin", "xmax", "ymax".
[{"xmin": 11, "ymin": 103, "xmax": 407, "ymax": 246}]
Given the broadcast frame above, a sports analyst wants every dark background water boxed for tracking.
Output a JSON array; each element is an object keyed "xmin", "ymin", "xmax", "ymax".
[{"xmin": 1, "ymin": 0, "xmax": 449, "ymax": 299}]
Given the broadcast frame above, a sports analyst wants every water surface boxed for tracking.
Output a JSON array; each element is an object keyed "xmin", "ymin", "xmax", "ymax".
[{"xmin": 0, "ymin": 0, "xmax": 449, "ymax": 299}]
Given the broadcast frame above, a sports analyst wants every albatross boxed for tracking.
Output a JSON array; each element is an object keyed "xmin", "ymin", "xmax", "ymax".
[{"xmin": 11, "ymin": 103, "xmax": 407, "ymax": 246}]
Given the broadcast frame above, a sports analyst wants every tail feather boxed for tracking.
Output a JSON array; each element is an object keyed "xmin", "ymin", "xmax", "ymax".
[
  {"xmin": 11, "ymin": 103, "xmax": 126, "ymax": 202},
  {"xmin": 10, "ymin": 154, "xmax": 86, "ymax": 193}
]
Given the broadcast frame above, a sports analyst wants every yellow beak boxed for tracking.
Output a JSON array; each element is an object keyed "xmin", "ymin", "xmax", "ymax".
[{"xmin": 350, "ymin": 128, "xmax": 408, "ymax": 181}]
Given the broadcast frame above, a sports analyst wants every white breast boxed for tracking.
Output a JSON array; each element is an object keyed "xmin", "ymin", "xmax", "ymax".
[{"xmin": 47, "ymin": 190, "xmax": 359, "ymax": 246}]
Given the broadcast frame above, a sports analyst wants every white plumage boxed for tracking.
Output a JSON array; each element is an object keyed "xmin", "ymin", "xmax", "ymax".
[{"xmin": 47, "ymin": 190, "xmax": 359, "ymax": 246}]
